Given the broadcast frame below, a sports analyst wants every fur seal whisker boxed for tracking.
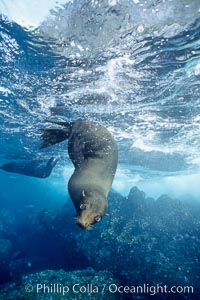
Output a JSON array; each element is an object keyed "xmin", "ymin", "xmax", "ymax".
[{"xmin": 87, "ymin": 225, "xmax": 94, "ymax": 230}]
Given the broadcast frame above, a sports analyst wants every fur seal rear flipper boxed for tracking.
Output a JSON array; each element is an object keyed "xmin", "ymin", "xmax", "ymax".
[
  {"xmin": 0, "ymin": 157, "xmax": 58, "ymax": 178},
  {"xmin": 40, "ymin": 121, "xmax": 73, "ymax": 149},
  {"xmin": 41, "ymin": 119, "xmax": 118, "ymax": 229}
]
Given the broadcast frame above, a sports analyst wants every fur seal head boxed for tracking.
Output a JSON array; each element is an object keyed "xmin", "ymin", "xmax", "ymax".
[{"xmin": 76, "ymin": 190, "xmax": 108, "ymax": 229}]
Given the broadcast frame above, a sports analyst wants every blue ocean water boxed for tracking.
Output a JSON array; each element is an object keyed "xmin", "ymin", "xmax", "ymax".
[{"xmin": 0, "ymin": 1, "xmax": 200, "ymax": 299}]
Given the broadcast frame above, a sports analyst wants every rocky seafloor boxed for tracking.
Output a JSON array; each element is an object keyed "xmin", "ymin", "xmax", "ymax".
[
  {"xmin": 0, "ymin": 187, "xmax": 199, "ymax": 299},
  {"xmin": 0, "ymin": 268, "xmax": 119, "ymax": 300}
]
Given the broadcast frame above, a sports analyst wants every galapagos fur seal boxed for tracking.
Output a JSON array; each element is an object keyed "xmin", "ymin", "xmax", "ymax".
[
  {"xmin": 0, "ymin": 157, "xmax": 58, "ymax": 178},
  {"xmin": 41, "ymin": 119, "xmax": 118, "ymax": 229}
]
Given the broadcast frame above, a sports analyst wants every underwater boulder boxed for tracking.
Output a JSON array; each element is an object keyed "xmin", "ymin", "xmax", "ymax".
[
  {"xmin": 127, "ymin": 186, "xmax": 149, "ymax": 213},
  {"xmin": 0, "ymin": 268, "xmax": 120, "ymax": 300},
  {"xmin": 128, "ymin": 186, "xmax": 146, "ymax": 201},
  {"xmin": 1, "ymin": 188, "xmax": 199, "ymax": 299},
  {"xmin": 73, "ymin": 187, "xmax": 200, "ymax": 299}
]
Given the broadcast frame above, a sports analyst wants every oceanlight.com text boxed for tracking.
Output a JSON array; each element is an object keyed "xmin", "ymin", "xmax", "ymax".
[{"xmin": 108, "ymin": 283, "xmax": 194, "ymax": 295}]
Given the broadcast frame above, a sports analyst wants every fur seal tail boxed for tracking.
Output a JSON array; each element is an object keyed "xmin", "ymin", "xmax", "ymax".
[{"xmin": 40, "ymin": 120, "xmax": 73, "ymax": 149}]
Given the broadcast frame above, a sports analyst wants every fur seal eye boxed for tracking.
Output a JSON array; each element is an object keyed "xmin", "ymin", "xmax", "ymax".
[
  {"xmin": 95, "ymin": 215, "xmax": 101, "ymax": 222},
  {"xmin": 80, "ymin": 203, "xmax": 86, "ymax": 210}
]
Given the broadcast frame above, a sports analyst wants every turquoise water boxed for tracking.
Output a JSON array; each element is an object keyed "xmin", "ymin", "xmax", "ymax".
[
  {"xmin": 1, "ymin": 1, "xmax": 200, "ymax": 199},
  {"xmin": 0, "ymin": 1, "xmax": 200, "ymax": 299}
]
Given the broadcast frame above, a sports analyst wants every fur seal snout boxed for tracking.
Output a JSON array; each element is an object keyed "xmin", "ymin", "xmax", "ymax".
[
  {"xmin": 76, "ymin": 190, "xmax": 108, "ymax": 229},
  {"xmin": 41, "ymin": 119, "xmax": 118, "ymax": 229}
]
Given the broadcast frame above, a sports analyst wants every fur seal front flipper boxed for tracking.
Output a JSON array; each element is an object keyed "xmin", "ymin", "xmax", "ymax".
[
  {"xmin": 41, "ymin": 120, "xmax": 118, "ymax": 229},
  {"xmin": 0, "ymin": 157, "xmax": 58, "ymax": 178}
]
